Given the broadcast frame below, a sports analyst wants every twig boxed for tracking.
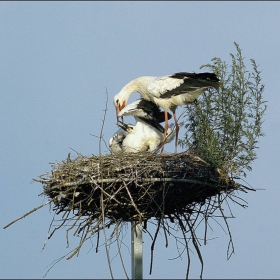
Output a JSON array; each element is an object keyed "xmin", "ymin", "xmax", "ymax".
[
  {"xmin": 218, "ymin": 204, "xmax": 235, "ymax": 260},
  {"xmin": 3, "ymin": 199, "xmax": 54, "ymax": 229},
  {"xmin": 99, "ymin": 88, "xmax": 114, "ymax": 279},
  {"xmin": 149, "ymin": 219, "xmax": 161, "ymax": 275},
  {"xmin": 115, "ymin": 223, "xmax": 129, "ymax": 279},
  {"xmin": 62, "ymin": 177, "xmax": 219, "ymax": 187}
]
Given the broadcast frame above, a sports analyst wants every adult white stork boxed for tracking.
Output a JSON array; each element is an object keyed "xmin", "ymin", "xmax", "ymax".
[
  {"xmin": 109, "ymin": 99, "xmax": 177, "ymax": 153},
  {"xmin": 113, "ymin": 72, "xmax": 221, "ymax": 152}
]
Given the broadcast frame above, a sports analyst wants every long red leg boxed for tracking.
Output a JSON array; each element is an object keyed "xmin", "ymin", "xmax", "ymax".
[
  {"xmin": 172, "ymin": 110, "xmax": 179, "ymax": 154},
  {"xmin": 160, "ymin": 110, "xmax": 169, "ymax": 153}
]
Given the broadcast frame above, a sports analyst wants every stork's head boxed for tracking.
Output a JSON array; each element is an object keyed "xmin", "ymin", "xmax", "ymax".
[
  {"xmin": 114, "ymin": 79, "xmax": 139, "ymax": 124},
  {"xmin": 113, "ymin": 93, "xmax": 127, "ymax": 124}
]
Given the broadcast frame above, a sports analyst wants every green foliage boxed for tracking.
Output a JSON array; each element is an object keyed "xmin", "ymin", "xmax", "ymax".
[{"xmin": 179, "ymin": 42, "xmax": 267, "ymax": 178}]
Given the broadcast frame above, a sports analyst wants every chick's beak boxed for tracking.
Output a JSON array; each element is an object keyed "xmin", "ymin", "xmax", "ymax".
[{"xmin": 118, "ymin": 122, "xmax": 129, "ymax": 131}]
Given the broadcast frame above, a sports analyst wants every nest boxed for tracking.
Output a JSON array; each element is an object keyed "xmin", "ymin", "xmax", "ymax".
[
  {"xmin": 38, "ymin": 151, "xmax": 246, "ymax": 223},
  {"xmin": 31, "ymin": 150, "xmax": 255, "ymax": 278}
]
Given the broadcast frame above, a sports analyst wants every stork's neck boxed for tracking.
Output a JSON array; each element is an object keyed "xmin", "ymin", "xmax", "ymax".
[{"xmin": 121, "ymin": 76, "xmax": 155, "ymax": 100}]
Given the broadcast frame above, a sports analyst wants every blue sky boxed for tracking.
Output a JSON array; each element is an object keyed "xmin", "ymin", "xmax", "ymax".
[{"xmin": 1, "ymin": 1, "xmax": 280, "ymax": 279}]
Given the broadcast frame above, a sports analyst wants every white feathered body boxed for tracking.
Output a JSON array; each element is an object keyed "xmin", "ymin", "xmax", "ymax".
[
  {"xmin": 109, "ymin": 119, "xmax": 176, "ymax": 153},
  {"xmin": 122, "ymin": 117, "xmax": 175, "ymax": 153},
  {"xmin": 115, "ymin": 75, "xmax": 215, "ymax": 112}
]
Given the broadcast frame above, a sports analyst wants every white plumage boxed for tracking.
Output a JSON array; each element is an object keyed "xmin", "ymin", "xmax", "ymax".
[
  {"xmin": 113, "ymin": 72, "xmax": 221, "ymax": 152},
  {"xmin": 109, "ymin": 122, "xmax": 176, "ymax": 154},
  {"xmin": 109, "ymin": 99, "xmax": 177, "ymax": 153}
]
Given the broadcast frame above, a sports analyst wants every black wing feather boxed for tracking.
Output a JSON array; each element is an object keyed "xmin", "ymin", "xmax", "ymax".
[
  {"xmin": 157, "ymin": 72, "xmax": 221, "ymax": 99},
  {"xmin": 138, "ymin": 116, "xmax": 165, "ymax": 134},
  {"xmin": 170, "ymin": 72, "xmax": 220, "ymax": 82},
  {"xmin": 135, "ymin": 99, "xmax": 172, "ymax": 123}
]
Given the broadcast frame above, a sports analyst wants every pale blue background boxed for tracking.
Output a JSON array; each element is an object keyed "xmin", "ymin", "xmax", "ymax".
[{"xmin": 1, "ymin": 2, "xmax": 279, "ymax": 279}]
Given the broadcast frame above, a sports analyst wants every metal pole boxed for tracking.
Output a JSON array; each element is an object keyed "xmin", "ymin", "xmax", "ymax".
[{"xmin": 131, "ymin": 221, "xmax": 143, "ymax": 279}]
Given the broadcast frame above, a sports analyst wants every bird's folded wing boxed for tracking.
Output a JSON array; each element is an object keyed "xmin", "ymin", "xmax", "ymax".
[
  {"xmin": 147, "ymin": 72, "xmax": 220, "ymax": 99},
  {"xmin": 146, "ymin": 76, "xmax": 185, "ymax": 98},
  {"xmin": 118, "ymin": 99, "xmax": 156, "ymax": 118},
  {"xmin": 138, "ymin": 117, "xmax": 165, "ymax": 134},
  {"xmin": 118, "ymin": 98, "xmax": 172, "ymax": 123}
]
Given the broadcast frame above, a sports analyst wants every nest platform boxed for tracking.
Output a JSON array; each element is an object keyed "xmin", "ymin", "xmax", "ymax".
[{"xmin": 38, "ymin": 151, "xmax": 244, "ymax": 223}]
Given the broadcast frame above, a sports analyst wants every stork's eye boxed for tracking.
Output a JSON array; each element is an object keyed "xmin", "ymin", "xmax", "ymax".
[{"xmin": 116, "ymin": 99, "xmax": 119, "ymax": 105}]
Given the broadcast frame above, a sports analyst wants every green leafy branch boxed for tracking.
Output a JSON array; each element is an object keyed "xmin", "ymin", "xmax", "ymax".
[{"xmin": 179, "ymin": 42, "xmax": 267, "ymax": 178}]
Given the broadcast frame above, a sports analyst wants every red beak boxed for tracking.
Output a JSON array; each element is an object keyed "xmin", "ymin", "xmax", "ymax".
[
  {"xmin": 120, "ymin": 101, "xmax": 126, "ymax": 111},
  {"xmin": 116, "ymin": 106, "xmax": 119, "ymax": 124},
  {"xmin": 116, "ymin": 101, "xmax": 126, "ymax": 125}
]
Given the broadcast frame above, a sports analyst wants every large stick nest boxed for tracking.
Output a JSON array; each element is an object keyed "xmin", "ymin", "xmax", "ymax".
[{"xmin": 38, "ymin": 151, "xmax": 245, "ymax": 223}]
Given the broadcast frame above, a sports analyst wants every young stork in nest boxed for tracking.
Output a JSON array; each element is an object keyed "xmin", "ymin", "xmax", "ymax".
[
  {"xmin": 109, "ymin": 99, "xmax": 177, "ymax": 153},
  {"xmin": 114, "ymin": 72, "xmax": 221, "ymax": 152}
]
